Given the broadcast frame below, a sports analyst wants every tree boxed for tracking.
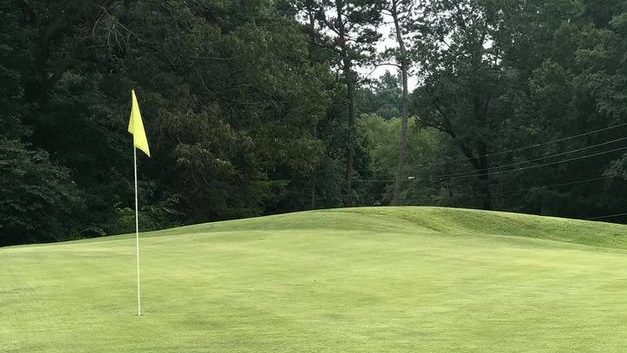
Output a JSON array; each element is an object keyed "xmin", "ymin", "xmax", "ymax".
[
  {"xmin": 381, "ymin": 0, "xmax": 419, "ymax": 205},
  {"xmin": 300, "ymin": 0, "xmax": 382, "ymax": 205},
  {"xmin": 2, "ymin": 0, "xmax": 336, "ymax": 243},
  {"xmin": 359, "ymin": 113, "xmax": 445, "ymax": 205},
  {"xmin": 413, "ymin": 0, "xmax": 578, "ymax": 210},
  {"xmin": 413, "ymin": 0, "xmax": 509, "ymax": 209},
  {"xmin": 0, "ymin": 138, "xmax": 83, "ymax": 246},
  {"xmin": 357, "ymin": 71, "xmax": 402, "ymax": 120}
]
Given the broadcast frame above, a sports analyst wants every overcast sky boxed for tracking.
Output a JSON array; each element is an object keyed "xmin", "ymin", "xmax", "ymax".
[{"xmin": 359, "ymin": 16, "xmax": 420, "ymax": 90}]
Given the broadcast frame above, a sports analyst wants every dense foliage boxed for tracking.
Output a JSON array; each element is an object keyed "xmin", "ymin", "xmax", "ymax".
[{"xmin": 3, "ymin": 0, "xmax": 627, "ymax": 245}]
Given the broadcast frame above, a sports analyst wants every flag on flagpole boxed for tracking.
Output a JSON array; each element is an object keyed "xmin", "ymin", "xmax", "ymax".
[
  {"xmin": 128, "ymin": 89, "xmax": 150, "ymax": 157},
  {"xmin": 128, "ymin": 89, "xmax": 150, "ymax": 317}
]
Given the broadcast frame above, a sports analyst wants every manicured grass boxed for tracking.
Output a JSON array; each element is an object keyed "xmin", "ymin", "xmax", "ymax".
[{"xmin": 2, "ymin": 207, "xmax": 627, "ymax": 352}]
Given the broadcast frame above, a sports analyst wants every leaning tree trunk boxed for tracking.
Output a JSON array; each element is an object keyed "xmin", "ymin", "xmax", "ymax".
[
  {"xmin": 336, "ymin": 0, "xmax": 356, "ymax": 207},
  {"xmin": 345, "ymin": 74, "xmax": 356, "ymax": 206},
  {"xmin": 391, "ymin": 0, "xmax": 410, "ymax": 205},
  {"xmin": 392, "ymin": 70, "xmax": 409, "ymax": 205}
]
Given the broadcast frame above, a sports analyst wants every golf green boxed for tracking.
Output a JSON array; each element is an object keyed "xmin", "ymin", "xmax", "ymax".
[{"xmin": 2, "ymin": 207, "xmax": 627, "ymax": 352}]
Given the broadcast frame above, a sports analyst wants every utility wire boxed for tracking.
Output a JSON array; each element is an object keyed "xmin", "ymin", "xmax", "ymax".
[
  {"xmin": 400, "ymin": 175, "xmax": 614, "ymax": 202},
  {"xmin": 434, "ymin": 136, "xmax": 627, "ymax": 180},
  {"xmin": 587, "ymin": 213, "xmax": 627, "ymax": 221},
  {"xmin": 472, "ymin": 176, "xmax": 613, "ymax": 198},
  {"xmin": 361, "ymin": 175, "xmax": 627, "ymax": 223},
  {"xmin": 490, "ymin": 176, "xmax": 612, "ymax": 196},
  {"xmin": 357, "ymin": 174, "xmax": 616, "ymax": 187},
  {"xmin": 355, "ymin": 123, "xmax": 627, "ymax": 178},
  {"xmin": 413, "ymin": 122, "xmax": 627, "ymax": 169},
  {"xmin": 355, "ymin": 179, "xmax": 395, "ymax": 183},
  {"xmin": 433, "ymin": 146, "xmax": 627, "ymax": 182}
]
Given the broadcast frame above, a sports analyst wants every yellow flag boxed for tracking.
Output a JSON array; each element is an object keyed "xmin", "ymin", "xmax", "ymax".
[{"xmin": 128, "ymin": 90, "xmax": 150, "ymax": 157}]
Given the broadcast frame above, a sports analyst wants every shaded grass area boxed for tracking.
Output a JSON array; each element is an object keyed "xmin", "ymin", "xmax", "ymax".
[{"xmin": 2, "ymin": 207, "xmax": 627, "ymax": 352}]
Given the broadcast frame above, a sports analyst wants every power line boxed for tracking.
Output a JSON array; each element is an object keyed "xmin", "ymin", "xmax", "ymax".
[
  {"xmin": 433, "ymin": 146, "xmax": 627, "ymax": 182},
  {"xmin": 361, "ymin": 175, "xmax": 627, "ymax": 224},
  {"xmin": 484, "ymin": 176, "xmax": 612, "ymax": 197},
  {"xmin": 434, "ymin": 136, "xmax": 627, "ymax": 180},
  {"xmin": 355, "ymin": 179, "xmax": 394, "ymax": 183},
  {"xmin": 413, "ymin": 122, "xmax": 627, "ymax": 169},
  {"xmin": 355, "ymin": 123, "xmax": 627, "ymax": 180},
  {"xmin": 400, "ymin": 175, "xmax": 614, "ymax": 202},
  {"xmin": 587, "ymin": 213, "xmax": 627, "ymax": 221},
  {"xmin": 357, "ymin": 174, "xmax": 616, "ymax": 189}
]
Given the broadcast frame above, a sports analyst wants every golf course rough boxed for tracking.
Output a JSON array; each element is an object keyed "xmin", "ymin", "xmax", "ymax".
[{"xmin": 2, "ymin": 207, "xmax": 627, "ymax": 353}]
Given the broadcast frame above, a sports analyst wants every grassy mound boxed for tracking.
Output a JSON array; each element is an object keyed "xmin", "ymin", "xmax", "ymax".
[{"xmin": 2, "ymin": 207, "xmax": 627, "ymax": 352}]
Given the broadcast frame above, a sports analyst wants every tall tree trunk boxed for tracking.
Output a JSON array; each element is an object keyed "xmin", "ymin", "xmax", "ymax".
[
  {"xmin": 477, "ymin": 141, "xmax": 492, "ymax": 210},
  {"xmin": 336, "ymin": 0, "xmax": 355, "ymax": 207},
  {"xmin": 305, "ymin": 6, "xmax": 319, "ymax": 211},
  {"xmin": 392, "ymin": 67, "xmax": 409, "ymax": 205},
  {"xmin": 391, "ymin": 0, "xmax": 410, "ymax": 206},
  {"xmin": 310, "ymin": 125, "xmax": 318, "ymax": 210},
  {"xmin": 345, "ymin": 73, "xmax": 355, "ymax": 206}
]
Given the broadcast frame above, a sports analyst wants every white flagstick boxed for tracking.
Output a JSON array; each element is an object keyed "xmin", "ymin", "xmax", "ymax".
[{"xmin": 134, "ymin": 146, "xmax": 142, "ymax": 317}]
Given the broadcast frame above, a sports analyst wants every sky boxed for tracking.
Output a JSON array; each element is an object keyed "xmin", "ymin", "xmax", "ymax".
[
  {"xmin": 300, "ymin": 9, "xmax": 420, "ymax": 91},
  {"xmin": 359, "ymin": 16, "xmax": 420, "ymax": 90}
]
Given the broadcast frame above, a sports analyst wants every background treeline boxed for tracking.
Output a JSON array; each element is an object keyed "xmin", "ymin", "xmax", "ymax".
[{"xmin": 2, "ymin": 0, "xmax": 627, "ymax": 246}]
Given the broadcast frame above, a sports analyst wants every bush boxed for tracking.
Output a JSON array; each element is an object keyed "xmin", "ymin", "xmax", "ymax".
[{"xmin": 0, "ymin": 138, "xmax": 83, "ymax": 246}]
